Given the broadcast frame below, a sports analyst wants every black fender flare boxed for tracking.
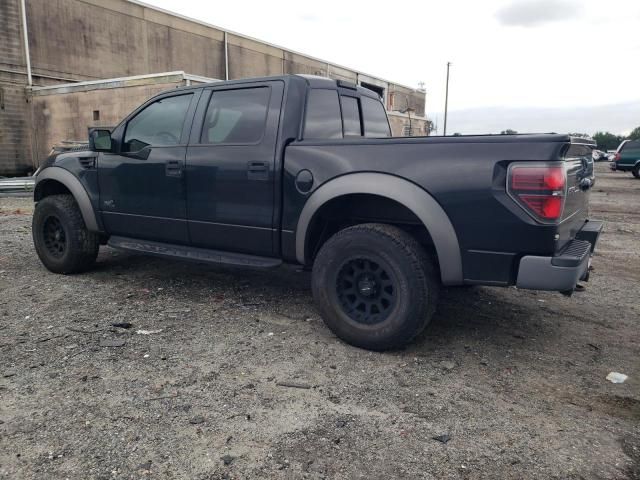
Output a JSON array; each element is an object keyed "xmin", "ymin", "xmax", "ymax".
[
  {"xmin": 34, "ymin": 167, "xmax": 99, "ymax": 232},
  {"xmin": 295, "ymin": 173, "xmax": 463, "ymax": 285}
]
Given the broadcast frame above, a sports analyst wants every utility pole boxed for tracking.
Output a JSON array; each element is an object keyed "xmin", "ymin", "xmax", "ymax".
[{"xmin": 443, "ymin": 62, "xmax": 451, "ymax": 136}]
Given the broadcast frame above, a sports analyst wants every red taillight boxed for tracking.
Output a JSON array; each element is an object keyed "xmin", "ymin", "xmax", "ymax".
[
  {"xmin": 614, "ymin": 153, "xmax": 621, "ymax": 162},
  {"xmin": 507, "ymin": 164, "xmax": 566, "ymax": 222},
  {"xmin": 511, "ymin": 167, "xmax": 565, "ymax": 190},
  {"xmin": 519, "ymin": 195, "xmax": 564, "ymax": 219}
]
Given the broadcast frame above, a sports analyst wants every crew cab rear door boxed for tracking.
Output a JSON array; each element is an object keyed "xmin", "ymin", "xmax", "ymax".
[{"xmin": 185, "ymin": 80, "xmax": 284, "ymax": 256}]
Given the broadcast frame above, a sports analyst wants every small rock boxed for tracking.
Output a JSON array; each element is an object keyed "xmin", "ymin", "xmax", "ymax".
[
  {"xmin": 111, "ymin": 322, "xmax": 132, "ymax": 329},
  {"xmin": 99, "ymin": 338, "xmax": 126, "ymax": 348},
  {"xmin": 221, "ymin": 454, "xmax": 235, "ymax": 466},
  {"xmin": 440, "ymin": 361, "xmax": 455, "ymax": 371},
  {"xmin": 606, "ymin": 372, "xmax": 628, "ymax": 384},
  {"xmin": 3, "ymin": 372, "xmax": 16, "ymax": 378},
  {"xmin": 432, "ymin": 434, "xmax": 451, "ymax": 444},
  {"xmin": 138, "ymin": 460, "xmax": 152, "ymax": 471},
  {"xmin": 189, "ymin": 416, "xmax": 205, "ymax": 425}
]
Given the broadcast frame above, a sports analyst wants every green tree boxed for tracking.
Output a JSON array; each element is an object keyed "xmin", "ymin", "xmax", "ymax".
[
  {"xmin": 500, "ymin": 129, "xmax": 518, "ymax": 135},
  {"xmin": 628, "ymin": 126, "xmax": 640, "ymax": 140},
  {"xmin": 593, "ymin": 131, "xmax": 624, "ymax": 151}
]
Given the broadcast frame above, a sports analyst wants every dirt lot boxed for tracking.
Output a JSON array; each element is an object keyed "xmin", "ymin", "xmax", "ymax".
[{"xmin": 0, "ymin": 163, "xmax": 638, "ymax": 479}]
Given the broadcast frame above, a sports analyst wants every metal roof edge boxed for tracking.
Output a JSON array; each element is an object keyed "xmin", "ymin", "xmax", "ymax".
[{"xmin": 28, "ymin": 71, "xmax": 220, "ymax": 95}]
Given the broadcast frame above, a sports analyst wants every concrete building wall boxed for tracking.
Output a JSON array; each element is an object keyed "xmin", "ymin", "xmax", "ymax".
[
  {"xmin": 0, "ymin": 0, "xmax": 34, "ymax": 175},
  {"xmin": 0, "ymin": 0, "xmax": 429, "ymax": 174},
  {"xmin": 29, "ymin": 75, "xmax": 201, "ymax": 163}
]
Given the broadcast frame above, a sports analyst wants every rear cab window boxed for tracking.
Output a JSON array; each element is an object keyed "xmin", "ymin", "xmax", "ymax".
[
  {"xmin": 341, "ymin": 96, "xmax": 361, "ymax": 137},
  {"xmin": 303, "ymin": 88, "xmax": 391, "ymax": 140},
  {"xmin": 361, "ymin": 96, "xmax": 391, "ymax": 137}
]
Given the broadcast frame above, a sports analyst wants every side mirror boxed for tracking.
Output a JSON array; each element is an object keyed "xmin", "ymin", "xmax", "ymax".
[{"xmin": 88, "ymin": 128, "xmax": 113, "ymax": 152}]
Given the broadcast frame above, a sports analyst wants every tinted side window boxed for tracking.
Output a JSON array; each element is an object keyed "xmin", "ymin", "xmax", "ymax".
[
  {"xmin": 361, "ymin": 96, "xmax": 391, "ymax": 137},
  {"xmin": 566, "ymin": 144, "xmax": 593, "ymax": 158},
  {"xmin": 341, "ymin": 96, "xmax": 361, "ymax": 137},
  {"xmin": 304, "ymin": 89, "xmax": 342, "ymax": 139},
  {"xmin": 621, "ymin": 140, "xmax": 640, "ymax": 153},
  {"xmin": 124, "ymin": 94, "xmax": 192, "ymax": 151},
  {"xmin": 201, "ymin": 87, "xmax": 270, "ymax": 144}
]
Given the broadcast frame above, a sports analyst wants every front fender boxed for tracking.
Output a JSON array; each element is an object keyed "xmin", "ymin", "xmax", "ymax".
[
  {"xmin": 34, "ymin": 167, "xmax": 99, "ymax": 232},
  {"xmin": 295, "ymin": 173, "xmax": 463, "ymax": 285}
]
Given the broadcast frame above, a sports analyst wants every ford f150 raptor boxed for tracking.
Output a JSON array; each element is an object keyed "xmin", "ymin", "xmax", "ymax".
[{"xmin": 32, "ymin": 75, "xmax": 602, "ymax": 350}]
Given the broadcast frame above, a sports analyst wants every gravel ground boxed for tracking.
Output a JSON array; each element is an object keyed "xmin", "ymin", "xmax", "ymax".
[{"xmin": 0, "ymin": 163, "xmax": 638, "ymax": 479}]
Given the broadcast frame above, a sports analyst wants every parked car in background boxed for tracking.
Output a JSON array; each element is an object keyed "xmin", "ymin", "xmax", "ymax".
[
  {"xmin": 610, "ymin": 140, "xmax": 640, "ymax": 177},
  {"xmin": 592, "ymin": 149, "xmax": 606, "ymax": 161}
]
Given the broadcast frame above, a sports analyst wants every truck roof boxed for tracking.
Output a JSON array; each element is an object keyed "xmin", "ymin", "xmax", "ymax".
[{"xmin": 166, "ymin": 74, "xmax": 381, "ymax": 99}]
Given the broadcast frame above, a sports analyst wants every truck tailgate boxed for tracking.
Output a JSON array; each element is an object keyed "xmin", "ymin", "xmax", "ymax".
[{"xmin": 557, "ymin": 141, "xmax": 594, "ymax": 251}]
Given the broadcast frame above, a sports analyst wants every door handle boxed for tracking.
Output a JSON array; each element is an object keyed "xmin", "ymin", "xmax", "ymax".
[
  {"xmin": 165, "ymin": 160, "xmax": 182, "ymax": 177},
  {"xmin": 247, "ymin": 161, "xmax": 269, "ymax": 181}
]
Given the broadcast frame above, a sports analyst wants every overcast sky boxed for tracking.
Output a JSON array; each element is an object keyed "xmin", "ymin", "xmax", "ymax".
[{"xmin": 144, "ymin": 0, "xmax": 639, "ymax": 135}]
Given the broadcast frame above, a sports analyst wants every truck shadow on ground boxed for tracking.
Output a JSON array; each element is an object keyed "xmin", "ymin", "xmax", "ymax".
[{"xmin": 93, "ymin": 248, "xmax": 549, "ymax": 356}]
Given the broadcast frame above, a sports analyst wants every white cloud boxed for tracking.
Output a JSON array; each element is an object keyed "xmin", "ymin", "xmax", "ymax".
[{"xmin": 495, "ymin": 0, "xmax": 582, "ymax": 27}]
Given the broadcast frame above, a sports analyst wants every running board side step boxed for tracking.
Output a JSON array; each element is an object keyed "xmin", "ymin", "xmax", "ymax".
[{"xmin": 107, "ymin": 236, "xmax": 283, "ymax": 269}]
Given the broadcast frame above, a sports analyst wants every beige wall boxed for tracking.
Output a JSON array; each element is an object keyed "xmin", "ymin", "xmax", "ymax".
[{"xmin": 30, "ymin": 77, "xmax": 198, "ymax": 163}]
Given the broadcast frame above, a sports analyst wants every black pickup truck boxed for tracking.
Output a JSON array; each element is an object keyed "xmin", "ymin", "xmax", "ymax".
[{"xmin": 32, "ymin": 74, "xmax": 602, "ymax": 350}]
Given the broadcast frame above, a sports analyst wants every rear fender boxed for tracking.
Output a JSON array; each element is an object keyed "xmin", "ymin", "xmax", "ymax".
[{"xmin": 295, "ymin": 173, "xmax": 463, "ymax": 285}]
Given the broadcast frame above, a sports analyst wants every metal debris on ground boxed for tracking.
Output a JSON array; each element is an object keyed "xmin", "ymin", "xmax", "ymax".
[
  {"xmin": 275, "ymin": 381, "xmax": 312, "ymax": 389},
  {"xmin": 432, "ymin": 434, "xmax": 451, "ymax": 444},
  {"xmin": 136, "ymin": 329, "xmax": 163, "ymax": 335}
]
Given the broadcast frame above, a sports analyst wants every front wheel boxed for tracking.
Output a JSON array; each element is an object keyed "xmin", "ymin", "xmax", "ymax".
[
  {"xmin": 311, "ymin": 223, "xmax": 440, "ymax": 351},
  {"xmin": 32, "ymin": 194, "xmax": 100, "ymax": 274},
  {"xmin": 632, "ymin": 165, "xmax": 640, "ymax": 178}
]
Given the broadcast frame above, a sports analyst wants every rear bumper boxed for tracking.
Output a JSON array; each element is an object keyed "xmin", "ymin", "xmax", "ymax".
[{"xmin": 516, "ymin": 220, "xmax": 603, "ymax": 292}]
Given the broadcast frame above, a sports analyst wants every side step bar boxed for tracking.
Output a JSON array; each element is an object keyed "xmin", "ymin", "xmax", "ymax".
[{"xmin": 107, "ymin": 236, "xmax": 283, "ymax": 269}]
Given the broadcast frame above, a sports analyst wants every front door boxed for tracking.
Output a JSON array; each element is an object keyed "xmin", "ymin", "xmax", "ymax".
[
  {"xmin": 186, "ymin": 81, "xmax": 284, "ymax": 256},
  {"xmin": 98, "ymin": 92, "xmax": 199, "ymax": 244}
]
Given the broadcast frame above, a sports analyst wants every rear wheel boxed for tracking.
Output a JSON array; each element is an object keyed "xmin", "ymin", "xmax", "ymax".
[
  {"xmin": 32, "ymin": 194, "xmax": 99, "ymax": 274},
  {"xmin": 311, "ymin": 223, "xmax": 439, "ymax": 351},
  {"xmin": 632, "ymin": 165, "xmax": 640, "ymax": 178}
]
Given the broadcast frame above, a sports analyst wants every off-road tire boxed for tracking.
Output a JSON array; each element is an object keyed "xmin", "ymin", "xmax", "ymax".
[
  {"xmin": 311, "ymin": 223, "xmax": 440, "ymax": 351},
  {"xmin": 632, "ymin": 165, "xmax": 640, "ymax": 178},
  {"xmin": 32, "ymin": 194, "xmax": 99, "ymax": 274}
]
